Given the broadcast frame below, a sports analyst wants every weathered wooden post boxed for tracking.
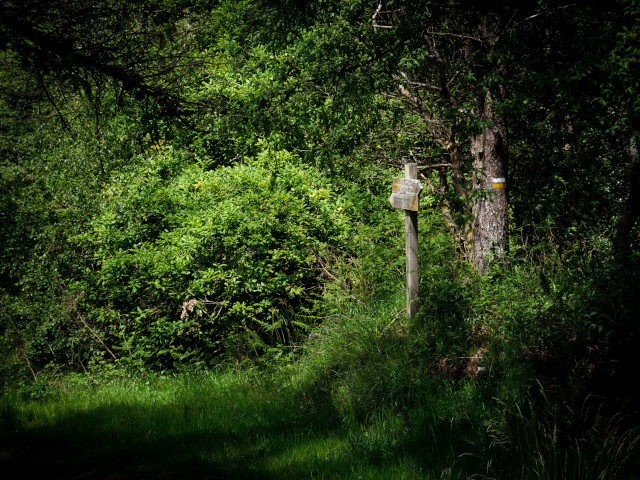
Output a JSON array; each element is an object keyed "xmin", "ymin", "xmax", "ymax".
[{"xmin": 389, "ymin": 163, "xmax": 422, "ymax": 319}]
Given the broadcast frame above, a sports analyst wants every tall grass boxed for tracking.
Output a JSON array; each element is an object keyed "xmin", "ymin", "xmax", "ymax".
[
  {"xmin": 479, "ymin": 391, "xmax": 640, "ymax": 480},
  {"xmin": 2, "ymin": 230, "xmax": 639, "ymax": 479},
  {"xmin": 3, "ymin": 318, "xmax": 637, "ymax": 479}
]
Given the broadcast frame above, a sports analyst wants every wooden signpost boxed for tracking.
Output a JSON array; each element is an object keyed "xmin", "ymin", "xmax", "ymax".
[{"xmin": 389, "ymin": 163, "xmax": 422, "ymax": 319}]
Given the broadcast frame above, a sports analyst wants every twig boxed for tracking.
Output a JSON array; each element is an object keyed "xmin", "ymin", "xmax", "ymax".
[
  {"xmin": 418, "ymin": 163, "xmax": 452, "ymax": 169},
  {"xmin": 513, "ymin": 4, "xmax": 577, "ymax": 29},
  {"xmin": 397, "ymin": 70, "xmax": 442, "ymax": 91},
  {"xmin": 1, "ymin": 306, "xmax": 38, "ymax": 382},
  {"xmin": 426, "ymin": 31, "xmax": 483, "ymax": 43},
  {"xmin": 384, "ymin": 308, "xmax": 405, "ymax": 331},
  {"xmin": 36, "ymin": 71, "xmax": 72, "ymax": 134},
  {"xmin": 372, "ymin": 2, "xmax": 383, "ymax": 23},
  {"xmin": 55, "ymin": 278, "xmax": 122, "ymax": 366}
]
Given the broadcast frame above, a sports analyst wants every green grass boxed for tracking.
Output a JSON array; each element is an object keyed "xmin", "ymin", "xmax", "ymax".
[
  {"xmin": 2, "ymin": 258, "xmax": 640, "ymax": 479},
  {"xmin": 2, "ymin": 333, "xmax": 638, "ymax": 479},
  {"xmin": 0, "ymin": 370, "xmax": 477, "ymax": 479}
]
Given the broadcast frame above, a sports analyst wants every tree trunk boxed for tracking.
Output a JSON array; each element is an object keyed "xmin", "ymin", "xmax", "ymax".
[
  {"xmin": 469, "ymin": 91, "xmax": 509, "ymax": 272},
  {"xmin": 616, "ymin": 134, "xmax": 640, "ymax": 253}
]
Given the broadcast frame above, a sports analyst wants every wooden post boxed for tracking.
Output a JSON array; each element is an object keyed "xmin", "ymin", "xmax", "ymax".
[
  {"xmin": 405, "ymin": 163, "xmax": 419, "ymax": 319},
  {"xmin": 389, "ymin": 162, "xmax": 422, "ymax": 319}
]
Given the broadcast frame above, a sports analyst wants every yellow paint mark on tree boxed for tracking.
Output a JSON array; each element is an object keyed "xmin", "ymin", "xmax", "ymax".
[{"xmin": 492, "ymin": 177, "xmax": 506, "ymax": 189}]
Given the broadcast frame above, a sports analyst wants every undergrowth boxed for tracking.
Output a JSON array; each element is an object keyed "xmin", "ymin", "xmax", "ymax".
[{"xmin": 1, "ymin": 225, "xmax": 639, "ymax": 479}]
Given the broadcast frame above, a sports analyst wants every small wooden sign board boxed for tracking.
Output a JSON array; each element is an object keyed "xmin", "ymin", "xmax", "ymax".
[{"xmin": 389, "ymin": 177, "xmax": 423, "ymax": 212}]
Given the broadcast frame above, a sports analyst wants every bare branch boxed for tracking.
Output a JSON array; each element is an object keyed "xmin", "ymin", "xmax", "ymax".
[
  {"xmin": 397, "ymin": 70, "xmax": 442, "ymax": 91},
  {"xmin": 372, "ymin": 2, "xmax": 383, "ymax": 23},
  {"xmin": 55, "ymin": 278, "xmax": 121, "ymax": 366},
  {"xmin": 447, "ymin": 70, "xmax": 461, "ymax": 88},
  {"xmin": 426, "ymin": 31, "xmax": 483, "ymax": 43},
  {"xmin": 372, "ymin": 3, "xmax": 393, "ymax": 29},
  {"xmin": 397, "ymin": 83, "xmax": 425, "ymax": 112},
  {"xmin": 423, "ymin": 34, "xmax": 460, "ymax": 107},
  {"xmin": 1, "ymin": 307, "xmax": 39, "ymax": 382},
  {"xmin": 418, "ymin": 163, "xmax": 452, "ymax": 169},
  {"xmin": 513, "ymin": 4, "xmax": 578, "ymax": 29},
  {"xmin": 36, "ymin": 70, "xmax": 72, "ymax": 134}
]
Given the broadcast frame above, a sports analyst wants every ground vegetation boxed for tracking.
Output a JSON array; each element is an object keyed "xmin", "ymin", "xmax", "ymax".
[{"xmin": 1, "ymin": 1, "xmax": 639, "ymax": 478}]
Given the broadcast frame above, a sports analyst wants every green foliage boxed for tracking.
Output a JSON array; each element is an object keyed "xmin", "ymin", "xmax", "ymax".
[
  {"xmin": 1, "ymin": 4, "xmax": 640, "ymax": 478},
  {"xmin": 0, "ymin": 85, "xmax": 148, "ymax": 382},
  {"xmin": 78, "ymin": 144, "xmax": 354, "ymax": 368}
]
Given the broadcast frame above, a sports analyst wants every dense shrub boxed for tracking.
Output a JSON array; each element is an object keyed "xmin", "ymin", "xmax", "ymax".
[{"xmin": 77, "ymin": 145, "xmax": 354, "ymax": 368}]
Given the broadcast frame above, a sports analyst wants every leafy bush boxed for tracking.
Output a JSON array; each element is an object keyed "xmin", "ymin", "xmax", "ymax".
[
  {"xmin": 78, "ymin": 145, "xmax": 354, "ymax": 368},
  {"xmin": 0, "ymin": 109, "xmax": 146, "ymax": 383}
]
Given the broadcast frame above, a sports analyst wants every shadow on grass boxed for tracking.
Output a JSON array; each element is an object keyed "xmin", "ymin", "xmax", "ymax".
[
  {"xmin": 0, "ymin": 375, "xmax": 487, "ymax": 480},
  {"xmin": 2, "ymin": 373, "xmax": 639, "ymax": 479},
  {"xmin": 1, "ymin": 400, "xmax": 332, "ymax": 479}
]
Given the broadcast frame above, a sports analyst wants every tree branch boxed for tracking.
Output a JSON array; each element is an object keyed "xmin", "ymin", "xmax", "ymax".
[
  {"xmin": 35, "ymin": 70, "xmax": 73, "ymax": 134},
  {"xmin": 426, "ymin": 31, "xmax": 483, "ymax": 43},
  {"xmin": 55, "ymin": 278, "xmax": 122, "ymax": 366},
  {"xmin": 397, "ymin": 70, "xmax": 442, "ymax": 91},
  {"xmin": 512, "ymin": 4, "xmax": 578, "ymax": 29}
]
